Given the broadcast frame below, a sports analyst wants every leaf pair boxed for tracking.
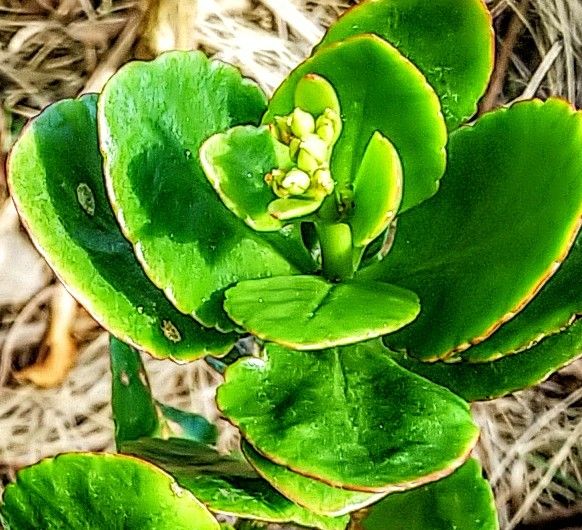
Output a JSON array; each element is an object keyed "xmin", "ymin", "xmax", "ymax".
[
  {"xmin": 8, "ymin": 94, "xmax": 236, "ymax": 362},
  {"xmin": 8, "ymin": 53, "xmax": 319, "ymax": 360}
]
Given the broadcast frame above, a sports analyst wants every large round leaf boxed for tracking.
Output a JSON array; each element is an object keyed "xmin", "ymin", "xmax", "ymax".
[
  {"xmin": 99, "ymin": 51, "xmax": 312, "ymax": 331},
  {"xmin": 217, "ymin": 341, "xmax": 479, "ymax": 492},
  {"xmin": 8, "ymin": 95, "xmax": 233, "ymax": 360},
  {"xmin": 357, "ymin": 458, "xmax": 498, "ymax": 530},
  {"xmin": 319, "ymin": 0, "xmax": 494, "ymax": 130},
  {"xmin": 121, "ymin": 437, "xmax": 348, "ymax": 530},
  {"xmin": 265, "ymin": 34, "xmax": 447, "ymax": 213},
  {"xmin": 242, "ymin": 441, "xmax": 385, "ymax": 517},
  {"xmin": 0, "ymin": 453, "xmax": 219, "ymax": 530},
  {"xmin": 462, "ymin": 233, "xmax": 582, "ymax": 362},
  {"xmin": 224, "ymin": 276, "xmax": 420, "ymax": 350},
  {"xmin": 391, "ymin": 318, "xmax": 582, "ymax": 402},
  {"xmin": 362, "ymin": 99, "xmax": 582, "ymax": 361}
]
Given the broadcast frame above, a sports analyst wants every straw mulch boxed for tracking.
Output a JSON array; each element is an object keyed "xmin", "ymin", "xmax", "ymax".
[{"xmin": 0, "ymin": 1, "xmax": 581, "ymax": 529}]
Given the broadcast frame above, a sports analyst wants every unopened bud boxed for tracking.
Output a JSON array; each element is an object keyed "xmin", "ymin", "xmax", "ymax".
[
  {"xmin": 316, "ymin": 122, "xmax": 336, "ymax": 144},
  {"xmin": 297, "ymin": 149, "xmax": 320, "ymax": 174},
  {"xmin": 289, "ymin": 138, "xmax": 301, "ymax": 161},
  {"xmin": 290, "ymin": 108, "xmax": 315, "ymax": 139},
  {"xmin": 281, "ymin": 168, "xmax": 311, "ymax": 195},
  {"xmin": 316, "ymin": 109, "xmax": 341, "ymax": 143},
  {"xmin": 314, "ymin": 168, "xmax": 334, "ymax": 194},
  {"xmin": 301, "ymin": 134, "xmax": 328, "ymax": 163}
]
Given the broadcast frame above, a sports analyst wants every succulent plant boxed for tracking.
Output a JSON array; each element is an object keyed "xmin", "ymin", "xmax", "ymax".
[{"xmin": 2, "ymin": 0, "xmax": 581, "ymax": 528}]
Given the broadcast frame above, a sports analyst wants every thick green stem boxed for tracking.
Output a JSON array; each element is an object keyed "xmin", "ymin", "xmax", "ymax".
[{"xmin": 316, "ymin": 222, "xmax": 354, "ymax": 281}]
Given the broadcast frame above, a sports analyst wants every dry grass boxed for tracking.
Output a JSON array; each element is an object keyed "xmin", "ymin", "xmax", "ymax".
[{"xmin": 1, "ymin": 1, "xmax": 581, "ymax": 529}]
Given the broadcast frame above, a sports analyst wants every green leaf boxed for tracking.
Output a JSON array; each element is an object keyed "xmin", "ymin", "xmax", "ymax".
[
  {"xmin": 265, "ymin": 34, "xmax": 447, "ymax": 213},
  {"xmin": 8, "ymin": 95, "xmax": 234, "ymax": 360},
  {"xmin": 391, "ymin": 318, "xmax": 582, "ymax": 402},
  {"xmin": 121, "ymin": 437, "xmax": 348, "ymax": 530},
  {"xmin": 361, "ymin": 99, "xmax": 582, "ymax": 361},
  {"xmin": 110, "ymin": 337, "xmax": 160, "ymax": 447},
  {"xmin": 358, "ymin": 458, "xmax": 498, "ymax": 530},
  {"xmin": 99, "ymin": 51, "xmax": 310, "ymax": 331},
  {"xmin": 268, "ymin": 198, "xmax": 322, "ymax": 221},
  {"xmin": 200, "ymin": 125, "xmax": 296, "ymax": 231},
  {"xmin": 461, "ymin": 233, "xmax": 582, "ymax": 362},
  {"xmin": 217, "ymin": 341, "xmax": 479, "ymax": 492},
  {"xmin": 0, "ymin": 453, "xmax": 219, "ymax": 530},
  {"xmin": 158, "ymin": 404, "xmax": 218, "ymax": 446},
  {"xmin": 110, "ymin": 337, "xmax": 218, "ymax": 447},
  {"xmin": 242, "ymin": 441, "xmax": 385, "ymax": 517},
  {"xmin": 349, "ymin": 131, "xmax": 402, "ymax": 248},
  {"xmin": 224, "ymin": 276, "xmax": 420, "ymax": 350},
  {"xmin": 319, "ymin": 0, "xmax": 494, "ymax": 130},
  {"xmin": 294, "ymin": 73, "xmax": 341, "ymax": 117}
]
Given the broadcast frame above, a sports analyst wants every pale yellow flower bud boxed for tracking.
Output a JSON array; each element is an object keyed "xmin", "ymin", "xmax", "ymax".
[
  {"xmin": 301, "ymin": 134, "xmax": 328, "ymax": 163},
  {"xmin": 316, "ymin": 122, "xmax": 336, "ymax": 144},
  {"xmin": 316, "ymin": 109, "xmax": 341, "ymax": 143},
  {"xmin": 281, "ymin": 168, "xmax": 311, "ymax": 195},
  {"xmin": 297, "ymin": 149, "xmax": 320, "ymax": 174},
  {"xmin": 290, "ymin": 108, "xmax": 316, "ymax": 138},
  {"xmin": 314, "ymin": 168, "xmax": 334, "ymax": 194}
]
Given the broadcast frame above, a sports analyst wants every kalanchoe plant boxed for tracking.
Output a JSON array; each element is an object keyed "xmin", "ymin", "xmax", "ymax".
[{"xmin": 2, "ymin": 0, "xmax": 582, "ymax": 528}]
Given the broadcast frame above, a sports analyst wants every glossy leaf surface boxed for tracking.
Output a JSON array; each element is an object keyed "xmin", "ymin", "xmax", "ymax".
[
  {"xmin": 462, "ymin": 233, "xmax": 582, "ymax": 362},
  {"xmin": 392, "ymin": 318, "xmax": 582, "ymax": 402},
  {"xmin": 242, "ymin": 441, "xmax": 385, "ymax": 516},
  {"xmin": 99, "ymin": 51, "xmax": 308, "ymax": 330},
  {"xmin": 0, "ymin": 453, "xmax": 219, "ymax": 530},
  {"xmin": 200, "ymin": 125, "xmax": 295, "ymax": 231},
  {"xmin": 362, "ymin": 99, "xmax": 582, "ymax": 361},
  {"xmin": 294, "ymin": 73, "xmax": 341, "ymax": 117},
  {"xmin": 357, "ymin": 459, "xmax": 498, "ymax": 530},
  {"xmin": 8, "ymin": 95, "xmax": 233, "ymax": 360},
  {"xmin": 224, "ymin": 276, "xmax": 420, "ymax": 350},
  {"xmin": 218, "ymin": 341, "xmax": 478, "ymax": 491},
  {"xmin": 319, "ymin": 0, "xmax": 494, "ymax": 130},
  {"xmin": 110, "ymin": 337, "xmax": 160, "ymax": 447},
  {"xmin": 268, "ymin": 198, "xmax": 322, "ymax": 221},
  {"xmin": 122, "ymin": 437, "xmax": 348, "ymax": 530},
  {"xmin": 349, "ymin": 131, "xmax": 402, "ymax": 248},
  {"xmin": 265, "ymin": 35, "xmax": 447, "ymax": 213},
  {"xmin": 158, "ymin": 404, "xmax": 218, "ymax": 445}
]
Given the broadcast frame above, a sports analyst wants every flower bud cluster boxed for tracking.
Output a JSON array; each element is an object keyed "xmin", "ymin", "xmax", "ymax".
[{"xmin": 267, "ymin": 107, "xmax": 341, "ymax": 200}]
